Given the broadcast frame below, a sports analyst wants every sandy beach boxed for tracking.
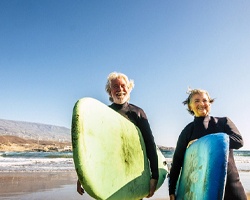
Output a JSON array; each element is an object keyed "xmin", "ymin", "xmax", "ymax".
[
  {"xmin": 0, "ymin": 135, "xmax": 249, "ymax": 199},
  {"xmin": 0, "ymin": 171, "xmax": 167, "ymax": 200},
  {"xmin": 0, "ymin": 171, "xmax": 249, "ymax": 200}
]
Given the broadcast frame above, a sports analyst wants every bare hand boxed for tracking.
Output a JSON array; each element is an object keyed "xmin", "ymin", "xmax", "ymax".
[
  {"xmin": 77, "ymin": 179, "xmax": 85, "ymax": 195},
  {"xmin": 146, "ymin": 178, "xmax": 158, "ymax": 198},
  {"xmin": 170, "ymin": 194, "xmax": 175, "ymax": 200}
]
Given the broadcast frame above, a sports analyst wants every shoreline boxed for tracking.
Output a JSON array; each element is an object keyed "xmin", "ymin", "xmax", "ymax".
[
  {"xmin": 0, "ymin": 171, "xmax": 249, "ymax": 200},
  {"xmin": 1, "ymin": 147, "xmax": 249, "ymax": 199},
  {"xmin": 0, "ymin": 135, "xmax": 72, "ymax": 152}
]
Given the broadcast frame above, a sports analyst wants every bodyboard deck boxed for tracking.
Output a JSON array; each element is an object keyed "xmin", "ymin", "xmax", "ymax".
[
  {"xmin": 176, "ymin": 133, "xmax": 229, "ymax": 200},
  {"xmin": 71, "ymin": 97, "xmax": 168, "ymax": 200}
]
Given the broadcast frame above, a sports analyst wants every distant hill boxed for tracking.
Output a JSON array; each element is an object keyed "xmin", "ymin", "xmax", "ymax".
[
  {"xmin": 0, "ymin": 119, "xmax": 173, "ymax": 152},
  {"xmin": 0, "ymin": 119, "xmax": 71, "ymax": 142}
]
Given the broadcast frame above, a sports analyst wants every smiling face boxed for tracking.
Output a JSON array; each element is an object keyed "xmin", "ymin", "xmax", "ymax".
[
  {"xmin": 110, "ymin": 77, "xmax": 131, "ymax": 104},
  {"xmin": 188, "ymin": 92, "xmax": 211, "ymax": 117}
]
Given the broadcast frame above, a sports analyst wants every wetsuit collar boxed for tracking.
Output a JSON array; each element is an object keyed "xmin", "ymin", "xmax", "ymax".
[{"xmin": 110, "ymin": 102, "xmax": 129, "ymax": 110}]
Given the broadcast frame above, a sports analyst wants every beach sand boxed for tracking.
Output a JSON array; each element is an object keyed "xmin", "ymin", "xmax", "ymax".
[{"xmin": 0, "ymin": 171, "xmax": 249, "ymax": 200}]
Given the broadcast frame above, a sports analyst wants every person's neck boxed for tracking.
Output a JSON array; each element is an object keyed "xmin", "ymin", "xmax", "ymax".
[{"xmin": 113, "ymin": 101, "xmax": 128, "ymax": 106}]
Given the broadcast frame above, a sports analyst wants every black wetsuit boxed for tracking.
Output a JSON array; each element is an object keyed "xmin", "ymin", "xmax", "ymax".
[
  {"xmin": 109, "ymin": 102, "xmax": 159, "ymax": 180},
  {"xmin": 169, "ymin": 116, "xmax": 247, "ymax": 200}
]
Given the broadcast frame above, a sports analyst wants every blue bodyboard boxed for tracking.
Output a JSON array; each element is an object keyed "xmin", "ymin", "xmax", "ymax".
[{"xmin": 176, "ymin": 133, "xmax": 229, "ymax": 200}]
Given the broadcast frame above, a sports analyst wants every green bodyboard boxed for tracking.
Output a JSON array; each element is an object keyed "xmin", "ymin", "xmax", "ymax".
[{"xmin": 71, "ymin": 97, "xmax": 168, "ymax": 200}]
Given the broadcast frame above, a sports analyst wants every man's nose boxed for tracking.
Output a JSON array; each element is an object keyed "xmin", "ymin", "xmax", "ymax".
[{"xmin": 117, "ymin": 85, "xmax": 123, "ymax": 91}]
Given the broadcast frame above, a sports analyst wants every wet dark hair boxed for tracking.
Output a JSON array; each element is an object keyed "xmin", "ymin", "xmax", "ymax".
[{"xmin": 183, "ymin": 88, "xmax": 215, "ymax": 115}]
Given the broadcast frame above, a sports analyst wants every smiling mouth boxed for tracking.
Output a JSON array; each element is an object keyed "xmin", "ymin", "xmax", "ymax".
[
  {"xmin": 197, "ymin": 107, "xmax": 206, "ymax": 112},
  {"xmin": 116, "ymin": 92, "xmax": 126, "ymax": 97}
]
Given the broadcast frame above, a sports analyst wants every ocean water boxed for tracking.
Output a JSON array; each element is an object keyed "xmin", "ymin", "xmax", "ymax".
[
  {"xmin": 0, "ymin": 150, "xmax": 249, "ymax": 172},
  {"xmin": 161, "ymin": 149, "xmax": 250, "ymax": 172},
  {"xmin": 0, "ymin": 151, "xmax": 74, "ymax": 172}
]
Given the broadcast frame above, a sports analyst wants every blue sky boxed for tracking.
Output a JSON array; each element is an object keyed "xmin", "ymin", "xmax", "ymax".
[{"xmin": 1, "ymin": 1, "xmax": 250, "ymax": 149}]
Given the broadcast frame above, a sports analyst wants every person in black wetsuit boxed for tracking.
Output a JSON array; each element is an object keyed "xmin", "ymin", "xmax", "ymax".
[
  {"xmin": 169, "ymin": 88, "xmax": 247, "ymax": 200},
  {"xmin": 77, "ymin": 72, "xmax": 159, "ymax": 198}
]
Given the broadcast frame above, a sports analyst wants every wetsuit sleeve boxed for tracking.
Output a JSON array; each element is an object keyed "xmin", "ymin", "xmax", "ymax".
[
  {"xmin": 224, "ymin": 117, "xmax": 244, "ymax": 149},
  {"xmin": 168, "ymin": 124, "xmax": 192, "ymax": 195},
  {"xmin": 137, "ymin": 109, "xmax": 159, "ymax": 180}
]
